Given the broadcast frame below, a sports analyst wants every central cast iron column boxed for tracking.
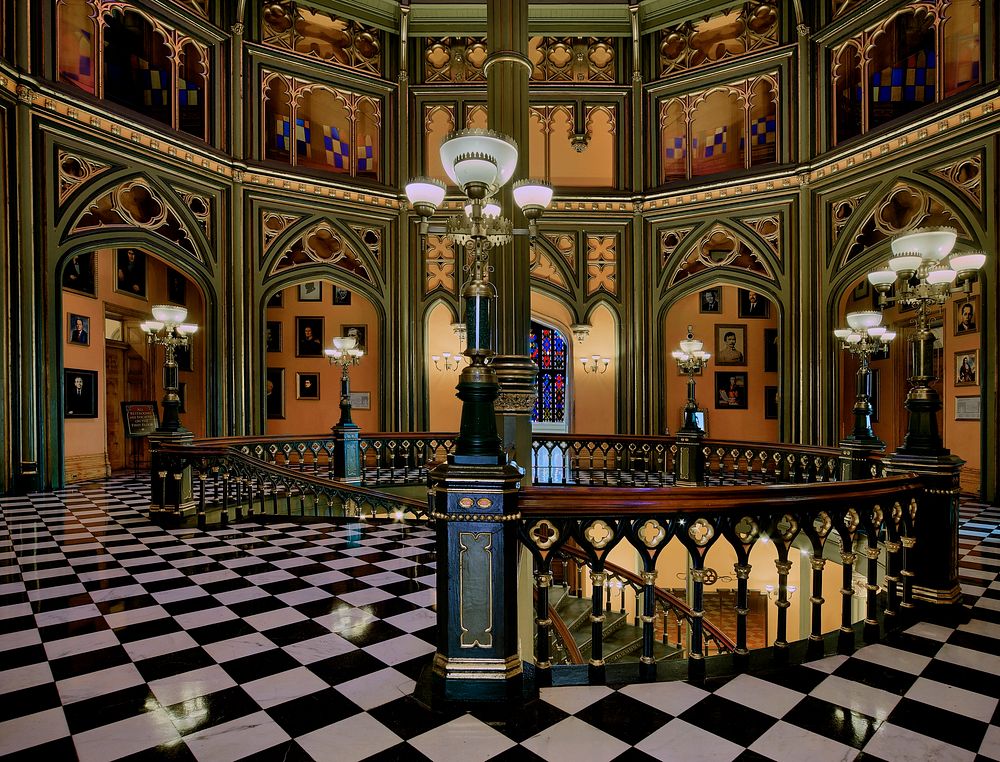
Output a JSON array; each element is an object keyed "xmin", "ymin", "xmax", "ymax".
[
  {"xmin": 486, "ymin": 0, "xmax": 537, "ymax": 475},
  {"xmin": 882, "ymin": 322, "xmax": 963, "ymax": 609}
]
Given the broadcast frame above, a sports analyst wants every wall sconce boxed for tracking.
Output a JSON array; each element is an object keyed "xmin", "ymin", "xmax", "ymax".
[
  {"xmin": 762, "ymin": 584, "xmax": 797, "ymax": 600},
  {"xmin": 431, "ymin": 322, "xmax": 467, "ymax": 373},
  {"xmin": 581, "ymin": 354, "xmax": 610, "ymax": 374}
]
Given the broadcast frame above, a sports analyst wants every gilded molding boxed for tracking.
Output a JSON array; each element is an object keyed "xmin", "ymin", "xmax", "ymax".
[{"xmin": 494, "ymin": 392, "xmax": 536, "ymax": 413}]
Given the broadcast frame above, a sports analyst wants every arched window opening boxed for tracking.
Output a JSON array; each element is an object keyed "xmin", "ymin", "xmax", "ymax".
[{"xmin": 530, "ymin": 319, "xmax": 569, "ymax": 432}]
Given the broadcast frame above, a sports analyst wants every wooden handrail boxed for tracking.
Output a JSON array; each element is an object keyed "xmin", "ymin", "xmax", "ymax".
[{"xmin": 520, "ymin": 474, "xmax": 922, "ymax": 515}]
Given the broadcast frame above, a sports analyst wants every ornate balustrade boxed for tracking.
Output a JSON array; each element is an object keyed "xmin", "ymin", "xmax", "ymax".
[
  {"xmin": 519, "ymin": 474, "xmax": 923, "ymax": 684},
  {"xmin": 153, "ymin": 442, "xmax": 427, "ymax": 527}
]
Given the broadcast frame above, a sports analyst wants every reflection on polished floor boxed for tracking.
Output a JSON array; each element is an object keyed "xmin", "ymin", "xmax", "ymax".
[{"xmin": 1, "ymin": 477, "xmax": 999, "ymax": 761}]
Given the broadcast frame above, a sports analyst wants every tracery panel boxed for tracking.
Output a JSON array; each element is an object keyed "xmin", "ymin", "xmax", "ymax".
[
  {"xmin": 422, "ymin": 36, "xmax": 616, "ymax": 83},
  {"xmin": 261, "ymin": 1, "xmax": 383, "ymax": 76},
  {"xmin": 658, "ymin": 2, "xmax": 778, "ymax": 78}
]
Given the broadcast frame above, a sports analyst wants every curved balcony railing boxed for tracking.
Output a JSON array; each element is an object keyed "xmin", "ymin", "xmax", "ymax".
[{"xmin": 518, "ymin": 475, "xmax": 923, "ymax": 683}]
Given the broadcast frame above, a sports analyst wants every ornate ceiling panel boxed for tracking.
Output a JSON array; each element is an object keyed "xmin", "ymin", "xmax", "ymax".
[
  {"xmin": 270, "ymin": 222, "xmax": 371, "ymax": 280},
  {"xmin": 58, "ymin": 150, "xmax": 112, "ymax": 207},
  {"xmin": 927, "ymin": 152, "xmax": 983, "ymax": 210},
  {"xmin": 586, "ymin": 235, "xmax": 617, "ymax": 296},
  {"xmin": 425, "ymin": 235, "xmax": 456, "ymax": 296},
  {"xmin": 669, "ymin": 224, "xmax": 773, "ymax": 286}
]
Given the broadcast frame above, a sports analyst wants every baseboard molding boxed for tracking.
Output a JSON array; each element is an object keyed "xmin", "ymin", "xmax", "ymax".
[{"xmin": 66, "ymin": 452, "xmax": 110, "ymax": 483}]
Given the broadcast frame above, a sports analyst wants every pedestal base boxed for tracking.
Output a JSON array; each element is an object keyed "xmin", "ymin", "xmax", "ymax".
[
  {"xmin": 674, "ymin": 432, "xmax": 705, "ymax": 487},
  {"xmin": 148, "ymin": 430, "xmax": 196, "ymax": 517},
  {"xmin": 838, "ymin": 438, "xmax": 884, "ymax": 481},
  {"xmin": 882, "ymin": 450, "xmax": 964, "ymax": 608},
  {"xmin": 332, "ymin": 422, "xmax": 361, "ymax": 484}
]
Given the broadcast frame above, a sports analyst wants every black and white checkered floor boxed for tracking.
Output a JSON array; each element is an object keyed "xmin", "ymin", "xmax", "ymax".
[{"xmin": 1, "ymin": 477, "xmax": 998, "ymax": 761}]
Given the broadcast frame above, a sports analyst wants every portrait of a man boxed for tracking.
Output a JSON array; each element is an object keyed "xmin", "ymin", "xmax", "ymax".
[
  {"xmin": 333, "ymin": 286, "xmax": 352, "ymax": 306},
  {"xmin": 715, "ymin": 325, "xmax": 746, "ymax": 365},
  {"xmin": 738, "ymin": 288, "xmax": 769, "ymax": 318},
  {"xmin": 68, "ymin": 314, "xmax": 90, "ymax": 346},
  {"xmin": 699, "ymin": 288, "xmax": 721, "ymax": 313},
  {"xmin": 298, "ymin": 282, "xmax": 322, "ymax": 302},
  {"xmin": 62, "ymin": 253, "xmax": 96, "ymax": 296},
  {"xmin": 955, "ymin": 297, "xmax": 978, "ymax": 335},
  {"xmin": 266, "ymin": 368, "xmax": 284, "ymax": 419},
  {"xmin": 296, "ymin": 317, "xmax": 324, "ymax": 357},
  {"xmin": 64, "ymin": 369, "xmax": 98, "ymax": 418},
  {"xmin": 715, "ymin": 372, "xmax": 748, "ymax": 410},
  {"xmin": 167, "ymin": 268, "xmax": 187, "ymax": 306},
  {"xmin": 296, "ymin": 373, "xmax": 320, "ymax": 400},
  {"xmin": 116, "ymin": 248, "xmax": 147, "ymax": 298},
  {"xmin": 266, "ymin": 321, "xmax": 282, "ymax": 352},
  {"xmin": 341, "ymin": 324, "xmax": 367, "ymax": 354}
]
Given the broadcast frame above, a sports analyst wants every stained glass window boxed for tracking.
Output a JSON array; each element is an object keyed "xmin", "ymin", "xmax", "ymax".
[{"xmin": 530, "ymin": 320, "xmax": 568, "ymax": 425}]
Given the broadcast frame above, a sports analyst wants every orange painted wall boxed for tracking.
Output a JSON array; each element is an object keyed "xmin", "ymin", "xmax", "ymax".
[
  {"xmin": 427, "ymin": 302, "xmax": 463, "ymax": 432},
  {"xmin": 265, "ymin": 280, "xmax": 380, "ymax": 434},
  {"xmin": 62, "ymin": 249, "xmax": 207, "ymax": 473},
  {"xmin": 664, "ymin": 286, "xmax": 779, "ymax": 441}
]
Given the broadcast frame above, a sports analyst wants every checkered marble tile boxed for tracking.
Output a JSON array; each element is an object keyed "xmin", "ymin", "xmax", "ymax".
[{"xmin": 1, "ymin": 478, "xmax": 998, "ymax": 761}]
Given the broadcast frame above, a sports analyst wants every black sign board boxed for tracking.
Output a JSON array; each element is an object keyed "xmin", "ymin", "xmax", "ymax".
[{"xmin": 121, "ymin": 401, "xmax": 160, "ymax": 438}]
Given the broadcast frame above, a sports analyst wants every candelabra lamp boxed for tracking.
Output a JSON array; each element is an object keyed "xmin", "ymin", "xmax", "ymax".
[
  {"xmin": 672, "ymin": 325, "xmax": 711, "ymax": 486},
  {"xmin": 834, "ymin": 311, "xmax": 896, "ymax": 442},
  {"xmin": 431, "ymin": 323, "xmax": 467, "ymax": 373},
  {"xmin": 324, "ymin": 336, "xmax": 364, "ymax": 483},
  {"xmin": 405, "ymin": 128, "xmax": 553, "ymax": 706},
  {"xmin": 140, "ymin": 304, "xmax": 198, "ymax": 518},
  {"xmin": 867, "ymin": 226, "xmax": 988, "ymax": 608},
  {"xmin": 580, "ymin": 354, "xmax": 610, "ymax": 374},
  {"xmin": 867, "ymin": 227, "xmax": 986, "ymax": 454}
]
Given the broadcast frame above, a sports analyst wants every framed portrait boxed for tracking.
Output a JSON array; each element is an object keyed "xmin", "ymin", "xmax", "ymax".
[
  {"xmin": 954, "ymin": 295, "xmax": 979, "ymax": 336},
  {"xmin": 265, "ymin": 321, "xmax": 282, "ymax": 353},
  {"xmin": 296, "ymin": 316, "xmax": 324, "ymax": 357},
  {"xmin": 333, "ymin": 286, "xmax": 352, "ymax": 306},
  {"xmin": 62, "ymin": 253, "xmax": 96, "ymax": 297},
  {"xmin": 764, "ymin": 328, "xmax": 779, "ymax": 373},
  {"xmin": 955, "ymin": 350, "xmax": 978, "ymax": 387},
  {"xmin": 955, "ymin": 396, "xmax": 981, "ymax": 421},
  {"xmin": 869, "ymin": 368, "xmax": 880, "ymax": 423},
  {"xmin": 349, "ymin": 391, "xmax": 371, "ymax": 410},
  {"xmin": 699, "ymin": 288, "xmax": 721, "ymax": 313},
  {"xmin": 64, "ymin": 368, "xmax": 98, "ymax": 418},
  {"xmin": 764, "ymin": 385, "xmax": 779, "ymax": 419},
  {"xmin": 680, "ymin": 407, "xmax": 707, "ymax": 435},
  {"xmin": 266, "ymin": 368, "xmax": 285, "ymax": 419},
  {"xmin": 177, "ymin": 382, "xmax": 187, "ymax": 414},
  {"xmin": 115, "ymin": 248, "xmax": 147, "ymax": 299},
  {"xmin": 296, "ymin": 372, "xmax": 320, "ymax": 400},
  {"xmin": 715, "ymin": 372, "xmax": 748, "ymax": 409},
  {"xmin": 714, "ymin": 324, "xmax": 747, "ymax": 366},
  {"xmin": 298, "ymin": 281, "xmax": 322, "ymax": 302},
  {"xmin": 340, "ymin": 324, "xmax": 367, "ymax": 354},
  {"xmin": 267, "ymin": 291, "xmax": 284, "ymax": 308},
  {"xmin": 852, "ymin": 280, "xmax": 870, "ymax": 301},
  {"xmin": 737, "ymin": 289, "xmax": 769, "ymax": 318},
  {"xmin": 67, "ymin": 314, "xmax": 91, "ymax": 346},
  {"xmin": 175, "ymin": 343, "xmax": 193, "ymax": 372},
  {"xmin": 167, "ymin": 268, "xmax": 187, "ymax": 305}
]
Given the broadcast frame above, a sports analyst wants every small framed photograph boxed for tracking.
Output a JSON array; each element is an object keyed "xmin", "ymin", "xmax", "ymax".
[
  {"xmin": 115, "ymin": 248, "xmax": 147, "ymax": 299},
  {"xmin": 62, "ymin": 253, "xmax": 96, "ymax": 297},
  {"xmin": 64, "ymin": 368, "xmax": 98, "ymax": 418},
  {"xmin": 266, "ymin": 321, "xmax": 282, "ymax": 352},
  {"xmin": 333, "ymin": 286, "xmax": 352, "ymax": 305},
  {"xmin": 680, "ymin": 407, "xmax": 707, "ymax": 434},
  {"xmin": 175, "ymin": 343, "xmax": 193, "ymax": 372},
  {"xmin": 955, "ymin": 396, "xmax": 981, "ymax": 420},
  {"xmin": 715, "ymin": 372, "xmax": 748, "ymax": 409},
  {"xmin": 67, "ymin": 314, "xmax": 91, "ymax": 346},
  {"xmin": 349, "ymin": 391, "xmax": 371, "ymax": 410},
  {"xmin": 852, "ymin": 280, "xmax": 870, "ymax": 301},
  {"xmin": 296, "ymin": 372, "xmax": 320, "ymax": 400},
  {"xmin": 167, "ymin": 268, "xmax": 187, "ymax": 305},
  {"xmin": 954, "ymin": 295, "xmax": 979, "ymax": 335},
  {"xmin": 955, "ymin": 350, "xmax": 978, "ymax": 387},
  {"xmin": 699, "ymin": 288, "xmax": 721, "ymax": 313},
  {"xmin": 764, "ymin": 328, "xmax": 778, "ymax": 372},
  {"xmin": 296, "ymin": 316, "xmax": 324, "ymax": 357},
  {"xmin": 266, "ymin": 368, "xmax": 285, "ymax": 419},
  {"xmin": 298, "ymin": 281, "xmax": 322, "ymax": 302},
  {"xmin": 764, "ymin": 385, "xmax": 779, "ymax": 419},
  {"xmin": 715, "ymin": 324, "xmax": 747, "ymax": 366},
  {"xmin": 267, "ymin": 291, "xmax": 284, "ymax": 308},
  {"xmin": 738, "ymin": 288, "xmax": 769, "ymax": 318},
  {"xmin": 869, "ymin": 368, "xmax": 880, "ymax": 422},
  {"xmin": 340, "ymin": 324, "xmax": 368, "ymax": 354}
]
